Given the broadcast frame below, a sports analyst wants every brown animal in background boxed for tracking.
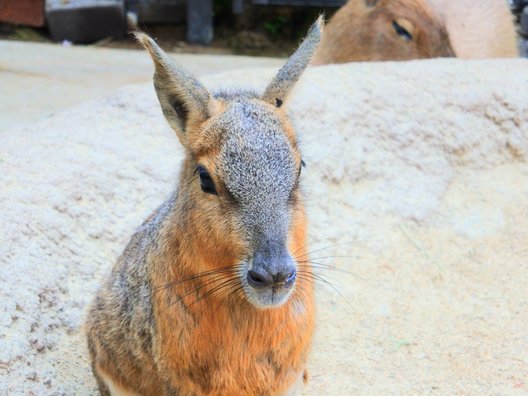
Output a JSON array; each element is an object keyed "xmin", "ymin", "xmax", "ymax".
[
  {"xmin": 86, "ymin": 17, "xmax": 324, "ymax": 396},
  {"xmin": 314, "ymin": 0, "xmax": 455, "ymax": 64},
  {"xmin": 428, "ymin": 0, "xmax": 518, "ymax": 58},
  {"xmin": 314, "ymin": 0, "xmax": 518, "ymax": 64}
]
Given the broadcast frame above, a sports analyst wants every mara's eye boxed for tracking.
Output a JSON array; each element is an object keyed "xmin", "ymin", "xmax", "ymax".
[
  {"xmin": 196, "ymin": 166, "xmax": 217, "ymax": 195},
  {"xmin": 392, "ymin": 20, "xmax": 413, "ymax": 41}
]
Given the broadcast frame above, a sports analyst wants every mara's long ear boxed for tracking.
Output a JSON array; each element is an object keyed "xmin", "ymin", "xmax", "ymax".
[
  {"xmin": 262, "ymin": 15, "xmax": 324, "ymax": 107},
  {"xmin": 134, "ymin": 32, "xmax": 211, "ymax": 144}
]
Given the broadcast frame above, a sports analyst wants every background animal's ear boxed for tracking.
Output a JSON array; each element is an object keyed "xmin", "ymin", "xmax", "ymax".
[
  {"xmin": 262, "ymin": 15, "xmax": 324, "ymax": 108},
  {"xmin": 365, "ymin": 0, "xmax": 380, "ymax": 7},
  {"xmin": 134, "ymin": 32, "xmax": 212, "ymax": 146}
]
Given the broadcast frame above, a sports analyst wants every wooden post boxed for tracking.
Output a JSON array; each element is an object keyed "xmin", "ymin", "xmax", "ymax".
[{"xmin": 187, "ymin": 0, "xmax": 213, "ymax": 45}]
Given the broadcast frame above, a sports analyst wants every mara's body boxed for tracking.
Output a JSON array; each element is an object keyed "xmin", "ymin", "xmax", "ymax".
[
  {"xmin": 87, "ymin": 191, "xmax": 313, "ymax": 395},
  {"xmin": 429, "ymin": 0, "xmax": 518, "ymax": 58},
  {"xmin": 86, "ymin": 18, "xmax": 324, "ymax": 396},
  {"xmin": 314, "ymin": 0, "xmax": 517, "ymax": 65}
]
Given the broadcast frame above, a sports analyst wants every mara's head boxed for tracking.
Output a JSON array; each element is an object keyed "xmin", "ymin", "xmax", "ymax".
[
  {"xmin": 136, "ymin": 17, "xmax": 323, "ymax": 309},
  {"xmin": 315, "ymin": 0, "xmax": 455, "ymax": 64}
]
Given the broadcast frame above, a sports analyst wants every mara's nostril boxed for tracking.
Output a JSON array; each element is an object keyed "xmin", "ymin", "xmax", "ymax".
[
  {"xmin": 285, "ymin": 270, "xmax": 296, "ymax": 284},
  {"xmin": 247, "ymin": 270, "xmax": 269, "ymax": 289},
  {"xmin": 272, "ymin": 269, "xmax": 296, "ymax": 285}
]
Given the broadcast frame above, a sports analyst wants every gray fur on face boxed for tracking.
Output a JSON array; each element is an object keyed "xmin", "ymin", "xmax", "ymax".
[
  {"xmin": 215, "ymin": 98, "xmax": 299, "ymax": 307},
  {"xmin": 218, "ymin": 98, "xmax": 296, "ymax": 244}
]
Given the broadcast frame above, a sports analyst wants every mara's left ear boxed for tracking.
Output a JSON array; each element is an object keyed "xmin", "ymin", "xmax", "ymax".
[{"xmin": 262, "ymin": 15, "xmax": 324, "ymax": 108}]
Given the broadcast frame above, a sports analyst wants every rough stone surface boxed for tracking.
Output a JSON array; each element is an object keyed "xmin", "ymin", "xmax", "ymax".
[{"xmin": 1, "ymin": 59, "xmax": 527, "ymax": 394}]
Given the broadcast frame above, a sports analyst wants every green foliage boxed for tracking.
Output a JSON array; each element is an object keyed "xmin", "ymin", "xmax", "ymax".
[
  {"xmin": 263, "ymin": 16, "xmax": 287, "ymax": 37},
  {"xmin": 213, "ymin": 0, "xmax": 231, "ymax": 17}
]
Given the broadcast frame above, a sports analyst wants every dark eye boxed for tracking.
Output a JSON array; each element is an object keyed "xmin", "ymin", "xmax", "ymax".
[
  {"xmin": 196, "ymin": 166, "xmax": 217, "ymax": 195},
  {"xmin": 392, "ymin": 21, "xmax": 412, "ymax": 41}
]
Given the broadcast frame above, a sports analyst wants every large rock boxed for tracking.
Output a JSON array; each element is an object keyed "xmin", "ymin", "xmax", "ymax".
[{"xmin": 1, "ymin": 59, "xmax": 527, "ymax": 394}]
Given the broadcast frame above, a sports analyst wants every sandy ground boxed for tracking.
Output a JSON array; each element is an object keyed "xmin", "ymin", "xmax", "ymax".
[
  {"xmin": 1, "ymin": 58, "xmax": 528, "ymax": 395},
  {"xmin": 0, "ymin": 40, "xmax": 283, "ymax": 130}
]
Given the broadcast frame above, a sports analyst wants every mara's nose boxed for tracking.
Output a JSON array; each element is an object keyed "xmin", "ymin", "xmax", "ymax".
[{"xmin": 247, "ymin": 267, "xmax": 296, "ymax": 290}]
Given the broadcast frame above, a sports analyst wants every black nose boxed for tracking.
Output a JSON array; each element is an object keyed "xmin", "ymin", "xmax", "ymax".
[{"xmin": 247, "ymin": 268, "xmax": 296, "ymax": 290}]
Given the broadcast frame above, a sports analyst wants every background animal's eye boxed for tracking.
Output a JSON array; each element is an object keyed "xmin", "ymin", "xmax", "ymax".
[
  {"xmin": 392, "ymin": 20, "xmax": 413, "ymax": 41},
  {"xmin": 197, "ymin": 166, "xmax": 217, "ymax": 195}
]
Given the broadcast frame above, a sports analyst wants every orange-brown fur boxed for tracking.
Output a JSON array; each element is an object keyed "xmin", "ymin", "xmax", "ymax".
[
  {"xmin": 154, "ymin": 217, "xmax": 313, "ymax": 395},
  {"xmin": 86, "ymin": 18, "xmax": 324, "ymax": 396},
  {"xmin": 314, "ymin": 0, "xmax": 455, "ymax": 64}
]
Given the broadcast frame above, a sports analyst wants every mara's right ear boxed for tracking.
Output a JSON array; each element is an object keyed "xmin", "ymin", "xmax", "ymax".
[
  {"xmin": 262, "ymin": 15, "xmax": 324, "ymax": 108},
  {"xmin": 134, "ymin": 32, "xmax": 212, "ymax": 146}
]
